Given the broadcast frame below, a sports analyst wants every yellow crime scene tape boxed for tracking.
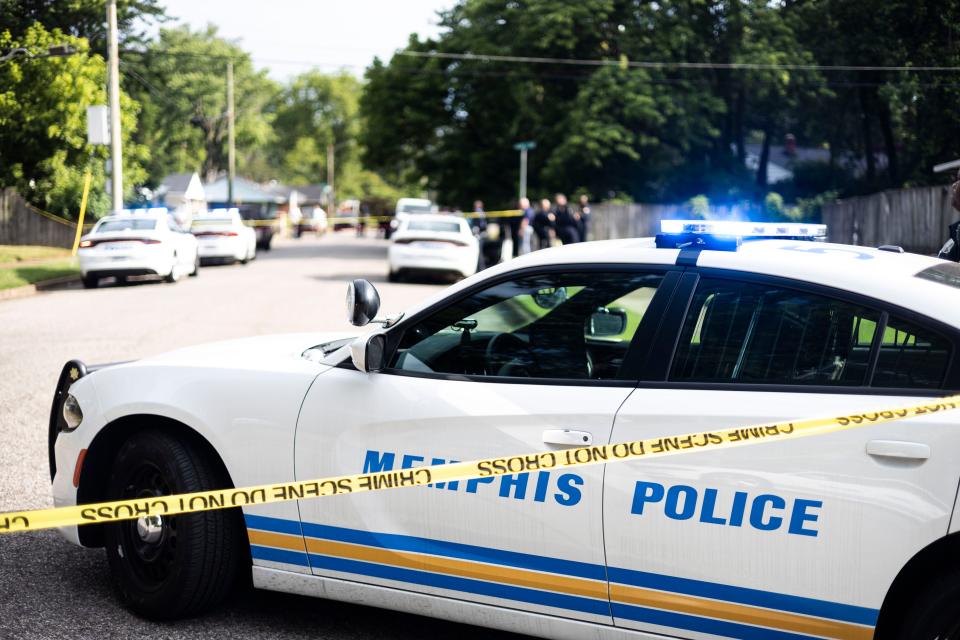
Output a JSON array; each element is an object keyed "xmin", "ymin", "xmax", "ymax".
[
  {"xmin": 267, "ymin": 209, "xmax": 525, "ymax": 227},
  {"xmin": 2, "ymin": 394, "xmax": 959, "ymax": 535}
]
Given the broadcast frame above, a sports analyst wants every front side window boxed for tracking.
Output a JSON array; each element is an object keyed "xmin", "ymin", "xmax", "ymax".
[
  {"xmin": 671, "ymin": 279, "xmax": 880, "ymax": 386},
  {"xmin": 388, "ymin": 271, "xmax": 665, "ymax": 380}
]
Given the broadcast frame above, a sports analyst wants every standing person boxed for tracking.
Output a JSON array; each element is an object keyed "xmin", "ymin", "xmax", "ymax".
[
  {"xmin": 507, "ymin": 197, "xmax": 531, "ymax": 258},
  {"xmin": 532, "ymin": 197, "xmax": 555, "ymax": 250},
  {"xmin": 552, "ymin": 193, "xmax": 581, "ymax": 244},
  {"xmin": 577, "ymin": 194, "xmax": 592, "ymax": 242},
  {"xmin": 470, "ymin": 199, "xmax": 487, "ymax": 233}
]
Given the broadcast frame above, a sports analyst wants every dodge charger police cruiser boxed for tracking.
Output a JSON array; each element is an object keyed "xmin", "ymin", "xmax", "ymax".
[{"xmin": 50, "ymin": 221, "xmax": 960, "ymax": 639}]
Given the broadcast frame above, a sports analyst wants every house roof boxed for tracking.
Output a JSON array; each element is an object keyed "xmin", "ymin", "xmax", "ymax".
[
  {"xmin": 204, "ymin": 177, "xmax": 286, "ymax": 204},
  {"xmin": 157, "ymin": 172, "xmax": 206, "ymax": 201}
]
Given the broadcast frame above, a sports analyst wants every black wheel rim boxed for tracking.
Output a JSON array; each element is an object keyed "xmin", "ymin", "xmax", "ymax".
[{"xmin": 118, "ymin": 462, "xmax": 177, "ymax": 587}]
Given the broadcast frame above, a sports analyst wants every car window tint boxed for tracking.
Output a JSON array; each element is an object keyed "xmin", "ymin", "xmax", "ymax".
[
  {"xmin": 96, "ymin": 219, "xmax": 157, "ymax": 232},
  {"xmin": 389, "ymin": 271, "xmax": 664, "ymax": 380},
  {"xmin": 671, "ymin": 279, "xmax": 879, "ymax": 386},
  {"xmin": 406, "ymin": 220, "xmax": 462, "ymax": 233},
  {"xmin": 871, "ymin": 316, "xmax": 950, "ymax": 388}
]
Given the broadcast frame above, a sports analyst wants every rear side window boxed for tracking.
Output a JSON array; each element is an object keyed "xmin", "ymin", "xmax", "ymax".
[
  {"xmin": 671, "ymin": 278, "xmax": 951, "ymax": 389},
  {"xmin": 671, "ymin": 279, "xmax": 879, "ymax": 386},
  {"xmin": 872, "ymin": 316, "xmax": 950, "ymax": 388}
]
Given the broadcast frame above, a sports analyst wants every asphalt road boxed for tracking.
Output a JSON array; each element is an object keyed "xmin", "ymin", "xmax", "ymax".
[{"xmin": 0, "ymin": 234, "xmax": 523, "ymax": 640}]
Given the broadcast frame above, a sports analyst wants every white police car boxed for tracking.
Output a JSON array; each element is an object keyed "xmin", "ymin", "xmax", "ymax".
[
  {"xmin": 50, "ymin": 221, "xmax": 960, "ymax": 639},
  {"xmin": 77, "ymin": 208, "xmax": 199, "ymax": 288}
]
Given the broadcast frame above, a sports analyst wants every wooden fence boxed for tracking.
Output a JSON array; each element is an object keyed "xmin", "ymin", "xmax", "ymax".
[
  {"xmin": 0, "ymin": 188, "xmax": 77, "ymax": 248},
  {"xmin": 821, "ymin": 186, "xmax": 957, "ymax": 255},
  {"xmin": 591, "ymin": 189, "xmax": 958, "ymax": 255},
  {"xmin": 590, "ymin": 202, "xmax": 765, "ymax": 241}
]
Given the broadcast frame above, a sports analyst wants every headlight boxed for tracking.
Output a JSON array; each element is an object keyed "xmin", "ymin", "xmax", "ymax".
[{"xmin": 62, "ymin": 394, "xmax": 83, "ymax": 431}]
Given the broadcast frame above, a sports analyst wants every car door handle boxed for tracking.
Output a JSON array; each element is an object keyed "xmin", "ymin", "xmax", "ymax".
[
  {"xmin": 542, "ymin": 429, "xmax": 592, "ymax": 446},
  {"xmin": 866, "ymin": 440, "xmax": 931, "ymax": 460}
]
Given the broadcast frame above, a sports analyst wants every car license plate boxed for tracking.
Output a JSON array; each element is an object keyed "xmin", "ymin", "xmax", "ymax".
[
  {"xmin": 105, "ymin": 242, "xmax": 137, "ymax": 250},
  {"xmin": 414, "ymin": 241, "xmax": 448, "ymax": 249}
]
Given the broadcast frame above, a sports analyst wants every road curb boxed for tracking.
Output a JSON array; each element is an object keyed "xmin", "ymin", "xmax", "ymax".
[{"xmin": 0, "ymin": 273, "xmax": 80, "ymax": 302}]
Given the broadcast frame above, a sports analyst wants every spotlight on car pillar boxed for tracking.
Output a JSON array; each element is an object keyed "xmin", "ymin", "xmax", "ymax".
[{"xmin": 346, "ymin": 279, "xmax": 381, "ymax": 326}]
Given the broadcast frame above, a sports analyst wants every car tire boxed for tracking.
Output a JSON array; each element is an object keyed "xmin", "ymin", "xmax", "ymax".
[
  {"xmin": 189, "ymin": 255, "xmax": 199, "ymax": 277},
  {"xmin": 81, "ymin": 275, "xmax": 98, "ymax": 289},
  {"xmin": 164, "ymin": 263, "xmax": 180, "ymax": 283},
  {"xmin": 388, "ymin": 269, "xmax": 400, "ymax": 283},
  {"xmin": 895, "ymin": 570, "xmax": 960, "ymax": 639},
  {"xmin": 103, "ymin": 429, "xmax": 245, "ymax": 620}
]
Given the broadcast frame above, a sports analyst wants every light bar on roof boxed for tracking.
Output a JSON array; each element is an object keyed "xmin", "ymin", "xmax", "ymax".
[
  {"xmin": 208, "ymin": 207, "xmax": 239, "ymax": 216},
  {"xmin": 660, "ymin": 219, "xmax": 827, "ymax": 239}
]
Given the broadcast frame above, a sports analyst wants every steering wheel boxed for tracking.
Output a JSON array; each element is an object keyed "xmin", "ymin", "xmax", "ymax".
[{"xmin": 484, "ymin": 332, "xmax": 536, "ymax": 377}]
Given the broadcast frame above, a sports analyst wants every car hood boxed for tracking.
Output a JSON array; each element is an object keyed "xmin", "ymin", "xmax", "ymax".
[{"xmin": 140, "ymin": 332, "xmax": 356, "ymax": 370}]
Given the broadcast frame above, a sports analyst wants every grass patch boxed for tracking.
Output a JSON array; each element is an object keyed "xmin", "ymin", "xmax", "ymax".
[
  {"xmin": 0, "ymin": 260, "xmax": 79, "ymax": 291},
  {"xmin": 0, "ymin": 245, "xmax": 72, "ymax": 264}
]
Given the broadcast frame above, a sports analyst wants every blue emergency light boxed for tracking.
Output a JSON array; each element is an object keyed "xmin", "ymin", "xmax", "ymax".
[{"xmin": 655, "ymin": 220, "xmax": 827, "ymax": 251}]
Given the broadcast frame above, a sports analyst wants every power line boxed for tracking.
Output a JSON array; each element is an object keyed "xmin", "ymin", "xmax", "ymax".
[{"xmin": 397, "ymin": 50, "xmax": 960, "ymax": 73}]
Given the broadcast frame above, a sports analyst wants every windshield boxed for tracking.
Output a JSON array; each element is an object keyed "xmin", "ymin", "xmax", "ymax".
[
  {"xmin": 96, "ymin": 219, "xmax": 158, "ymax": 233},
  {"xmin": 406, "ymin": 220, "xmax": 462, "ymax": 233}
]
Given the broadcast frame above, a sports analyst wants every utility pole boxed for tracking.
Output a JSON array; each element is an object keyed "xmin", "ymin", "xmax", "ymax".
[
  {"xmin": 226, "ymin": 61, "xmax": 236, "ymax": 206},
  {"xmin": 512, "ymin": 141, "xmax": 536, "ymax": 201},
  {"xmin": 106, "ymin": 0, "xmax": 123, "ymax": 212},
  {"xmin": 327, "ymin": 142, "xmax": 335, "ymax": 211}
]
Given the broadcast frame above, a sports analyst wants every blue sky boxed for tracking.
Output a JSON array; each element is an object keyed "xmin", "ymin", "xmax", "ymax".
[{"xmin": 158, "ymin": 0, "xmax": 454, "ymax": 79}]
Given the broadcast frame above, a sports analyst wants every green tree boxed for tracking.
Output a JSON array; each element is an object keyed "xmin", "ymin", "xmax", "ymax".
[
  {"xmin": 0, "ymin": 0, "xmax": 166, "ymax": 50},
  {"xmin": 268, "ymin": 70, "xmax": 361, "ymax": 186},
  {"xmin": 0, "ymin": 23, "xmax": 147, "ymax": 216},
  {"xmin": 124, "ymin": 25, "xmax": 277, "ymax": 185}
]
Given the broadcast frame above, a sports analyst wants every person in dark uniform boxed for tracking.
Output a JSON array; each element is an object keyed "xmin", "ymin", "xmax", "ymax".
[
  {"xmin": 552, "ymin": 193, "xmax": 581, "ymax": 244},
  {"xmin": 506, "ymin": 197, "xmax": 531, "ymax": 258},
  {"xmin": 532, "ymin": 197, "xmax": 555, "ymax": 250},
  {"xmin": 577, "ymin": 194, "xmax": 592, "ymax": 242}
]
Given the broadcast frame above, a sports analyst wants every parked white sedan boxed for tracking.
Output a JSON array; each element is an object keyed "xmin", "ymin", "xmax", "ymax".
[
  {"xmin": 77, "ymin": 210, "xmax": 199, "ymax": 288},
  {"xmin": 50, "ymin": 221, "xmax": 960, "ymax": 638},
  {"xmin": 387, "ymin": 214, "xmax": 479, "ymax": 282},
  {"xmin": 191, "ymin": 208, "xmax": 257, "ymax": 265}
]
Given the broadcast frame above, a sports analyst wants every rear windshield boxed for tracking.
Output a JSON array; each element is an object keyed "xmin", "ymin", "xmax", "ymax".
[
  {"xmin": 398, "ymin": 204, "xmax": 433, "ymax": 214},
  {"xmin": 916, "ymin": 262, "xmax": 960, "ymax": 289},
  {"xmin": 407, "ymin": 220, "xmax": 462, "ymax": 233},
  {"xmin": 96, "ymin": 219, "xmax": 158, "ymax": 232}
]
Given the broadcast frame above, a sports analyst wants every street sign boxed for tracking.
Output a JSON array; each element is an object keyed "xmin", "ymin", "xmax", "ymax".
[
  {"xmin": 513, "ymin": 141, "xmax": 536, "ymax": 151},
  {"xmin": 86, "ymin": 106, "xmax": 109, "ymax": 145}
]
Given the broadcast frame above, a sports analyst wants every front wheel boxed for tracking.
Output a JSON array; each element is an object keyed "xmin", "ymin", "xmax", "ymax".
[
  {"xmin": 189, "ymin": 255, "xmax": 199, "ymax": 277},
  {"xmin": 103, "ymin": 429, "xmax": 246, "ymax": 620}
]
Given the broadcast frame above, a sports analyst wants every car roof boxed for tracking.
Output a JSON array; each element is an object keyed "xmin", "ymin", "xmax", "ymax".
[{"xmin": 395, "ymin": 238, "xmax": 960, "ymax": 330}]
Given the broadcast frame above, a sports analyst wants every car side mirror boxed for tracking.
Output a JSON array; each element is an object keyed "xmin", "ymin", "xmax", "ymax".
[
  {"xmin": 350, "ymin": 333, "xmax": 387, "ymax": 372},
  {"xmin": 586, "ymin": 307, "xmax": 627, "ymax": 337},
  {"xmin": 346, "ymin": 279, "xmax": 381, "ymax": 326}
]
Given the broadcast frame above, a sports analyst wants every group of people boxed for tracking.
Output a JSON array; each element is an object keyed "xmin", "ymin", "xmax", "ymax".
[{"xmin": 490, "ymin": 193, "xmax": 593, "ymax": 258}]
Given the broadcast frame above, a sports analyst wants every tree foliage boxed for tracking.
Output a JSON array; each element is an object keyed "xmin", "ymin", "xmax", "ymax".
[
  {"xmin": 0, "ymin": 23, "xmax": 146, "ymax": 217},
  {"xmin": 361, "ymin": 0, "xmax": 960, "ymax": 207},
  {"xmin": 124, "ymin": 25, "xmax": 277, "ymax": 185}
]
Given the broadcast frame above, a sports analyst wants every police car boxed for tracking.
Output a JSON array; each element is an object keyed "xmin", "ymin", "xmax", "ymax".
[
  {"xmin": 50, "ymin": 221, "xmax": 960, "ymax": 639},
  {"xmin": 77, "ymin": 208, "xmax": 200, "ymax": 288}
]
